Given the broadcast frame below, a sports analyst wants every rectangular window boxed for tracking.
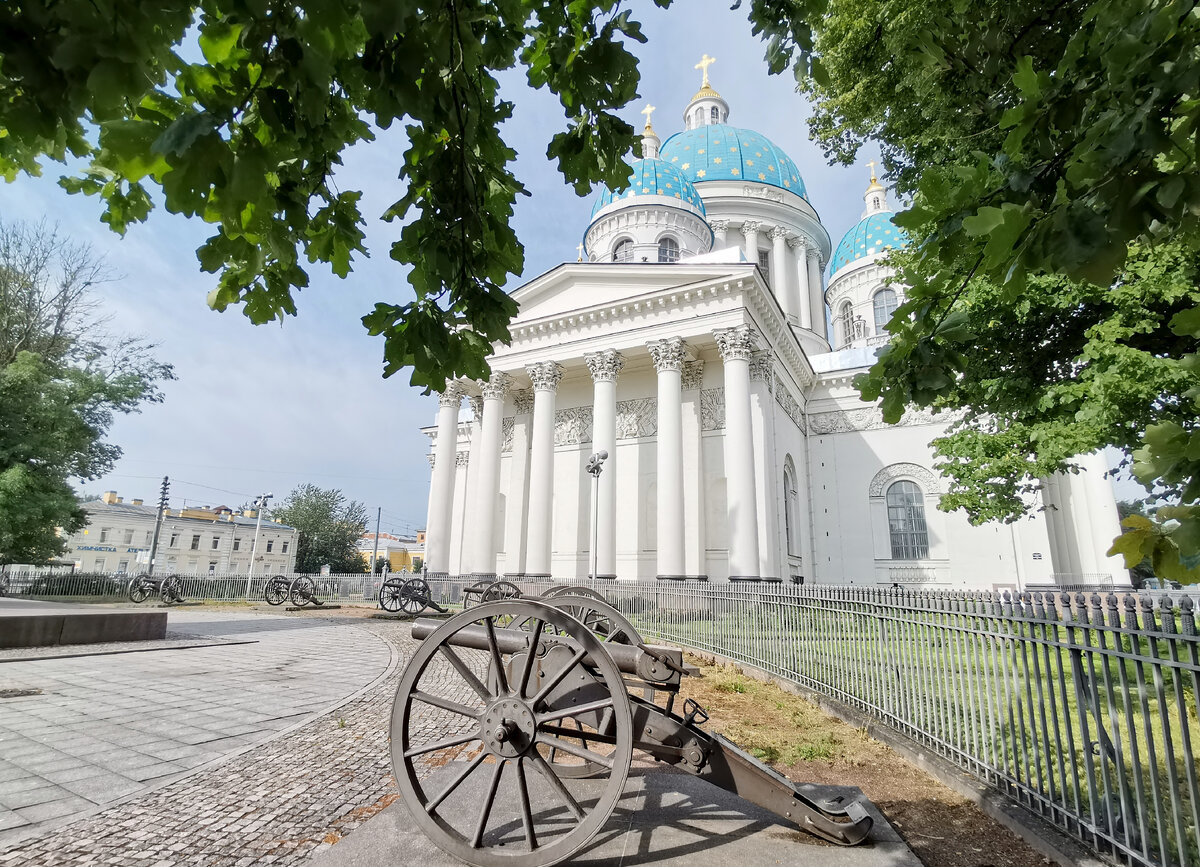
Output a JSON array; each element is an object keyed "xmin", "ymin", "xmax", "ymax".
[
  {"xmin": 208, "ymin": 561, "xmax": 218, "ymax": 574},
  {"xmin": 187, "ymin": 558, "xmax": 198, "ymax": 570},
  {"xmin": 169, "ymin": 532, "xmax": 179, "ymax": 548},
  {"xmin": 167, "ymin": 556, "xmax": 177, "ymax": 569},
  {"xmin": 211, "ymin": 537, "xmax": 220, "ymax": 550},
  {"xmin": 145, "ymin": 530, "xmax": 153, "ymax": 545},
  {"xmin": 99, "ymin": 528, "xmax": 110, "ymax": 542},
  {"xmin": 233, "ymin": 537, "xmax": 241, "ymax": 551},
  {"xmin": 266, "ymin": 540, "xmax": 274, "ymax": 553},
  {"xmin": 282, "ymin": 541, "xmax": 289, "ymax": 554},
  {"xmin": 93, "ymin": 557, "xmax": 106, "ymax": 571},
  {"xmin": 190, "ymin": 534, "xmax": 201, "ymax": 550},
  {"xmin": 123, "ymin": 529, "xmax": 134, "ymax": 545},
  {"xmin": 758, "ymin": 249, "xmax": 771, "ymax": 286},
  {"xmin": 117, "ymin": 559, "xmax": 129, "ymax": 573}
]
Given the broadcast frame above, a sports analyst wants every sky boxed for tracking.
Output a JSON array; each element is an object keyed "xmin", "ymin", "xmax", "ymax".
[{"xmin": 2, "ymin": 0, "xmax": 1135, "ymax": 536}]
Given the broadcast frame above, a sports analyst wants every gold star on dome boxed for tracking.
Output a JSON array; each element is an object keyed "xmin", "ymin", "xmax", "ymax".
[
  {"xmin": 746, "ymin": 159, "xmax": 754, "ymax": 166},
  {"xmin": 697, "ymin": 169, "xmax": 706, "ymax": 177},
  {"xmin": 730, "ymin": 168, "xmax": 739, "ymax": 175},
  {"xmin": 698, "ymin": 148, "xmax": 705, "ymax": 154},
  {"xmin": 758, "ymin": 172, "xmax": 765, "ymax": 179},
  {"xmin": 681, "ymin": 162, "xmax": 690, "ymax": 170},
  {"xmin": 713, "ymin": 157, "xmax": 722, "ymax": 164}
]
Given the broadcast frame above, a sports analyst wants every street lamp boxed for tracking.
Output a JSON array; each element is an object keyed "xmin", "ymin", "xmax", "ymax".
[
  {"xmin": 245, "ymin": 493, "xmax": 273, "ymax": 599},
  {"xmin": 585, "ymin": 451, "xmax": 608, "ymax": 581}
]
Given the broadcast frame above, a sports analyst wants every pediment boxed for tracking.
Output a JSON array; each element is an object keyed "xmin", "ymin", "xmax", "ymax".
[{"xmin": 511, "ymin": 262, "xmax": 750, "ymax": 323}]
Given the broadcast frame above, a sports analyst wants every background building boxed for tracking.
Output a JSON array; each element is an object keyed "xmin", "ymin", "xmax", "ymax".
[
  {"xmin": 356, "ymin": 532, "xmax": 424, "ymax": 574},
  {"xmin": 65, "ymin": 491, "xmax": 299, "ymax": 575}
]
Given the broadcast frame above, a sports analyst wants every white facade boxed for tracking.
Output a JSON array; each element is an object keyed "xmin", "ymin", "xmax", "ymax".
[{"xmin": 420, "ymin": 77, "xmax": 1128, "ymax": 590}]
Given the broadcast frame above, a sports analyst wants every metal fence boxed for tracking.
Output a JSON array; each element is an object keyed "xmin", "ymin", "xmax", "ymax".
[{"xmin": 5, "ymin": 571, "xmax": 1197, "ymax": 866}]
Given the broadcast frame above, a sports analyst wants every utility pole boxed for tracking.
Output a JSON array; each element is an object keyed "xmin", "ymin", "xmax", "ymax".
[
  {"xmin": 147, "ymin": 476, "xmax": 169, "ymax": 576},
  {"xmin": 370, "ymin": 506, "xmax": 382, "ymax": 575},
  {"xmin": 585, "ymin": 451, "xmax": 608, "ymax": 581},
  {"xmin": 245, "ymin": 492, "xmax": 273, "ymax": 598}
]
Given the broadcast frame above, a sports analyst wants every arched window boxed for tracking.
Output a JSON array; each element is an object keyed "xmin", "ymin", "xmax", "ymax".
[
  {"xmin": 710, "ymin": 106, "xmax": 719, "ymax": 123},
  {"xmin": 612, "ymin": 239, "xmax": 634, "ymax": 263},
  {"xmin": 694, "ymin": 108, "xmax": 704, "ymax": 126},
  {"xmin": 783, "ymin": 460, "xmax": 799, "ymax": 555},
  {"xmin": 838, "ymin": 302, "xmax": 854, "ymax": 348},
  {"xmin": 886, "ymin": 480, "xmax": 929, "ymax": 560},
  {"xmin": 873, "ymin": 288, "xmax": 898, "ymax": 335},
  {"xmin": 872, "ymin": 195, "xmax": 881, "ymax": 210},
  {"xmin": 658, "ymin": 236, "xmax": 680, "ymax": 263}
]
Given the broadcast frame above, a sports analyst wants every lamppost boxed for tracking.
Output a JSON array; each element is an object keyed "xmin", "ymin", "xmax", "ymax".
[
  {"xmin": 245, "ymin": 492, "xmax": 273, "ymax": 598},
  {"xmin": 585, "ymin": 451, "xmax": 608, "ymax": 581}
]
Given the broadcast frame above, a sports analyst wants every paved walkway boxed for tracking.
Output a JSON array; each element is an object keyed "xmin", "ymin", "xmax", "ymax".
[{"xmin": 0, "ymin": 609, "xmax": 394, "ymax": 853}]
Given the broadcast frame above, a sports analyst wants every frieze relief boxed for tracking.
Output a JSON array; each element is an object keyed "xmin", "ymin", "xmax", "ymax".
[
  {"xmin": 807, "ymin": 405, "xmax": 942, "ymax": 435},
  {"xmin": 775, "ymin": 386, "xmax": 804, "ymax": 432},
  {"xmin": 869, "ymin": 462, "xmax": 946, "ymax": 496},
  {"xmin": 500, "ymin": 417, "xmax": 516, "ymax": 454},
  {"xmin": 616, "ymin": 398, "xmax": 656, "ymax": 439},
  {"xmin": 743, "ymin": 185, "xmax": 785, "ymax": 203},
  {"xmin": 554, "ymin": 407, "xmax": 593, "ymax": 446},
  {"xmin": 700, "ymin": 388, "xmax": 725, "ymax": 431}
]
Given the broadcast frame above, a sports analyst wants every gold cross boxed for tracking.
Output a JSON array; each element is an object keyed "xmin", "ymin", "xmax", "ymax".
[
  {"xmin": 867, "ymin": 159, "xmax": 877, "ymax": 182},
  {"xmin": 695, "ymin": 54, "xmax": 716, "ymax": 87},
  {"xmin": 576, "ymin": 242, "xmax": 584, "ymax": 262},
  {"xmin": 641, "ymin": 103, "xmax": 656, "ymax": 128}
]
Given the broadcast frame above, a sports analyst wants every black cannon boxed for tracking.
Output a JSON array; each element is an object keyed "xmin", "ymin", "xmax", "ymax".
[
  {"xmin": 391, "ymin": 597, "xmax": 873, "ymax": 866},
  {"xmin": 379, "ymin": 577, "xmax": 448, "ymax": 616}
]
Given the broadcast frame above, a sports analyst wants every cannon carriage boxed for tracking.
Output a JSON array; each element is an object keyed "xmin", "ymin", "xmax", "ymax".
[{"xmin": 390, "ymin": 596, "xmax": 873, "ymax": 866}]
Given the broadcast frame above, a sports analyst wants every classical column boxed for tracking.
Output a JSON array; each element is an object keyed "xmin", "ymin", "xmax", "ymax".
[
  {"xmin": 710, "ymin": 219, "xmax": 729, "ymax": 251},
  {"xmin": 1078, "ymin": 452, "xmax": 1127, "ymax": 583},
  {"xmin": 425, "ymin": 382, "xmax": 462, "ymax": 579},
  {"xmin": 648, "ymin": 337, "xmax": 688, "ymax": 579},
  {"xmin": 769, "ymin": 227, "xmax": 794, "ymax": 319},
  {"xmin": 457, "ymin": 395, "xmax": 484, "ymax": 576},
  {"xmin": 714, "ymin": 326, "xmax": 761, "ymax": 581},
  {"xmin": 791, "ymin": 237, "xmax": 813, "ymax": 330},
  {"xmin": 503, "ymin": 389, "xmax": 534, "ymax": 576},
  {"xmin": 585, "ymin": 350, "xmax": 625, "ymax": 578},
  {"xmin": 471, "ymin": 371, "xmax": 510, "ymax": 580},
  {"xmin": 807, "ymin": 248, "xmax": 826, "ymax": 341},
  {"xmin": 741, "ymin": 221, "xmax": 761, "ymax": 266},
  {"xmin": 681, "ymin": 360, "xmax": 707, "ymax": 579},
  {"xmin": 749, "ymin": 352, "xmax": 779, "ymax": 581},
  {"xmin": 525, "ymin": 362, "xmax": 564, "ymax": 579}
]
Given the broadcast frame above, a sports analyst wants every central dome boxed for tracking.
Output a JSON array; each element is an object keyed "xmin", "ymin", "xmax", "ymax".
[{"xmin": 659, "ymin": 124, "xmax": 807, "ymax": 199}]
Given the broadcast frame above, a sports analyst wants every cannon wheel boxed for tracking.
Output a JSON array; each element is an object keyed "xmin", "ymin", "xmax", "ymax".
[
  {"xmin": 461, "ymin": 580, "xmax": 493, "ymax": 609},
  {"xmin": 542, "ymin": 585, "xmax": 605, "ymax": 602},
  {"xmin": 399, "ymin": 577, "xmax": 432, "ymax": 615},
  {"xmin": 264, "ymin": 576, "xmax": 288, "ymax": 606},
  {"xmin": 479, "ymin": 580, "xmax": 522, "ymax": 604},
  {"xmin": 391, "ymin": 600, "xmax": 633, "ymax": 867},
  {"xmin": 289, "ymin": 575, "xmax": 316, "ymax": 607},
  {"xmin": 540, "ymin": 595, "xmax": 640, "ymax": 646},
  {"xmin": 159, "ymin": 576, "xmax": 184, "ymax": 604},
  {"xmin": 379, "ymin": 580, "xmax": 405, "ymax": 613},
  {"xmin": 127, "ymin": 575, "xmax": 150, "ymax": 604}
]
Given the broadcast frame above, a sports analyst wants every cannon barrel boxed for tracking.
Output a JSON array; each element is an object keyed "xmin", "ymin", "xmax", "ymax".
[{"xmin": 411, "ymin": 617, "xmax": 683, "ymax": 684}]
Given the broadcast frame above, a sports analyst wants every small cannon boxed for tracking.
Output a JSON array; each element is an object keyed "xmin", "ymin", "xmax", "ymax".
[
  {"xmin": 391, "ymin": 598, "xmax": 873, "ymax": 866},
  {"xmin": 379, "ymin": 577, "xmax": 448, "ymax": 616},
  {"xmin": 127, "ymin": 574, "xmax": 184, "ymax": 605},
  {"xmin": 287, "ymin": 575, "xmax": 325, "ymax": 607}
]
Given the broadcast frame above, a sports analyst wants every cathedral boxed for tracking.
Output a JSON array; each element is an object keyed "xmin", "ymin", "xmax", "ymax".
[{"xmin": 421, "ymin": 61, "xmax": 1128, "ymax": 589}]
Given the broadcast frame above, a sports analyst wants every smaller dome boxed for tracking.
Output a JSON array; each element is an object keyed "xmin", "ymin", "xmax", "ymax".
[
  {"xmin": 590, "ymin": 158, "xmax": 706, "ymax": 219},
  {"xmin": 659, "ymin": 125, "xmax": 808, "ymax": 198},
  {"xmin": 829, "ymin": 211, "xmax": 908, "ymax": 278}
]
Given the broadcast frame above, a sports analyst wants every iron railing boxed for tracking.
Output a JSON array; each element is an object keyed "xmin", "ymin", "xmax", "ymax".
[{"xmin": 6, "ymin": 572, "xmax": 1197, "ymax": 865}]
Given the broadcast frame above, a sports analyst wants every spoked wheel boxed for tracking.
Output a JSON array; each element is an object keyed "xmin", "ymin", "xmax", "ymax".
[
  {"xmin": 542, "ymin": 585, "xmax": 605, "ymax": 602},
  {"xmin": 462, "ymin": 580, "xmax": 493, "ymax": 609},
  {"xmin": 159, "ymin": 576, "xmax": 184, "ymax": 604},
  {"xmin": 541, "ymin": 595, "xmax": 641, "ymax": 646},
  {"xmin": 399, "ymin": 577, "xmax": 432, "ymax": 615},
  {"xmin": 480, "ymin": 580, "xmax": 522, "ymax": 604},
  {"xmin": 127, "ymin": 576, "xmax": 151, "ymax": 604},
  {"xmin": 264, "ymin": 577, "xmax": 288, "ymax": 606},
  {"xmin": 379, "ymin": 580, "xmax": 405, "ymax": 613},
  {"xmin": 391, "ymin": 600, "xmax": 633, "ymax": 867},
  {"xmin": 289, "ymin": 575, "xmax": 316, "ymax": 607}
]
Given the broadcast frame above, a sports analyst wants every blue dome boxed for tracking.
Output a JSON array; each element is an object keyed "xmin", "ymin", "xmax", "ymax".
[
  {"xmin": 829, "ymin": 211, "xmax": 908, "ymax": 278},
  {"xmin": 590, "ymin": 158, "xmax": 705, "ymax": 218},
  {"xmin": 658, "ymin": 125, "xmax": 807, "ymax": 198}
]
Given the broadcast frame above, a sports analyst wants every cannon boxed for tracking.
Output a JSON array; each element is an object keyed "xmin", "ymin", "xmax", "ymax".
[
  {"xmin": 390, "ymin": 598, "xmax": 873, "ymax": 866},
  {"xmin": 379, "ymin": 577, "xmax": 448, "ymax": 616},
  {"xmin": 287, "ymin": 575, "xmax": 325, "ymax": 607}
]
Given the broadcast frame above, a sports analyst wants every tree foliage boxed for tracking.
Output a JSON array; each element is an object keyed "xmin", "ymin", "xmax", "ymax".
[
  {"xmin": 744, "ymin": 0, "xmax": 1200, "ymax": 579},
  {"xmin": 271, "ymin": 483, "xmax": 369, "ymax": 574},
  {"xmin": 0, "ymin": 221, "xmax": 174, "ymax": 565},
  {"xmin": 0, "ymin": 0, "xmax": 663, "ymax": 393}
]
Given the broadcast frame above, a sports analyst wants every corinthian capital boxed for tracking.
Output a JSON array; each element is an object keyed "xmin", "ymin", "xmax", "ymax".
[
  {"xmin": 479, "ymin": 371, "xmax": 511, "ymax": 401},
  {"xmin": 468, "ymin": 395, "xmax": 484, "ymax": 421},
  {"xmin": 714, "ymin": 325, "xmax": 758, "ymax": 362},
  {"xmin": 647, "ymin": 337, "xmax": 688, "ymax": 373},
  {"xmin": 741, "ymin": 220, "xmax": 762, "ymax": 237},
  {"xmin": 511, "ymin": 388, "xmax": 534, "ymax": 415},
  {"xmin": 526, "ymin": 361, "xmax": 564, "ymax": 392},
  {"xmin": 709, "ymin": 219, "xmax": 730, "ymax": 234},
  {"xmin": 789, "ymin": 235, "xmax": 809, "ymax": 252},
  {"xmin": 769, "ymin": 225, "xmax": 789, "ymax": 241},
  {"xmin": 438, "ymin": 381, "xmax": 463, "ymax": 408},
  {"xmin": 584, "ymin": 350, "xmax": 625, "ymax": 383}
]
